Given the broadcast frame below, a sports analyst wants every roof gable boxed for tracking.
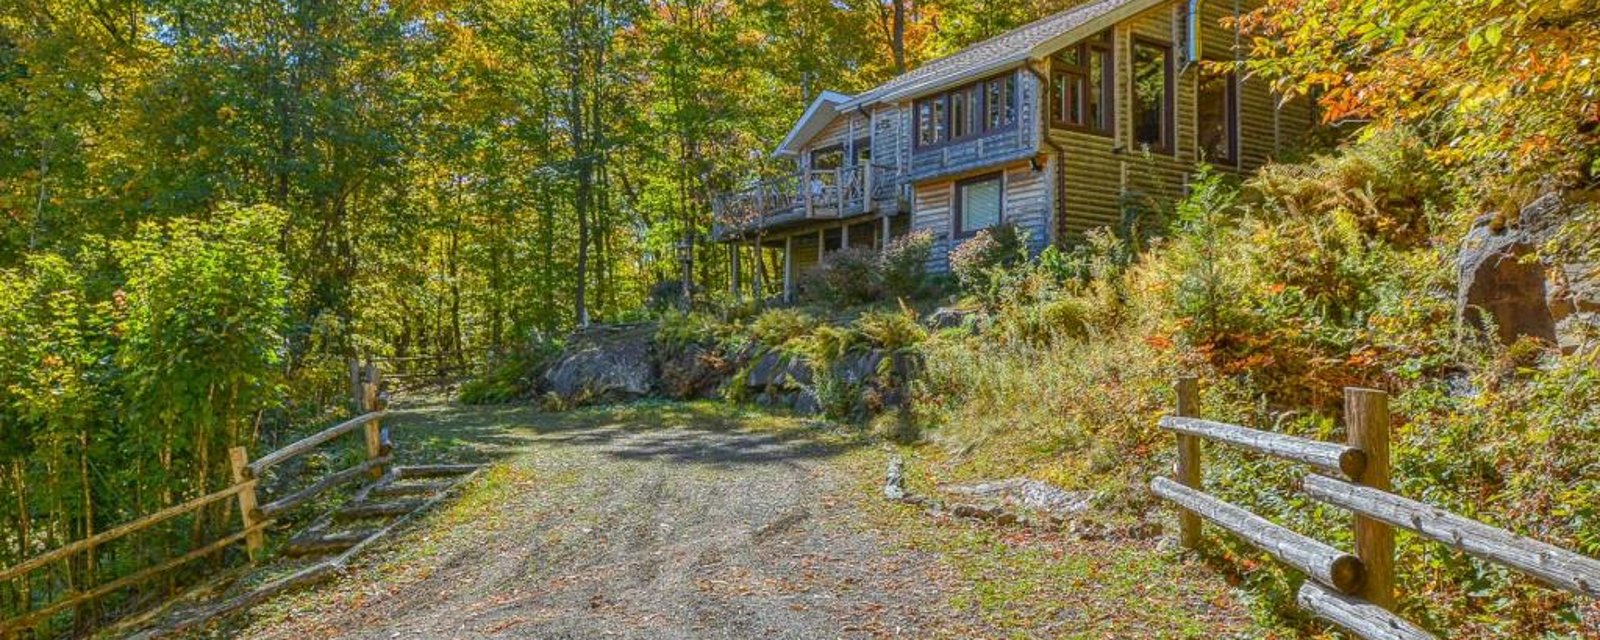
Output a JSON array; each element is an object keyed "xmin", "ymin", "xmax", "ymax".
[{"xmin": 773, "ymin": 91, "xmax": 853, "ymax": 158}]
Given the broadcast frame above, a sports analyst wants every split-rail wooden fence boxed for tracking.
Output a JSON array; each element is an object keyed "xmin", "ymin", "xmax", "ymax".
[
  {"xmin": 0, "ymin": 372, "xmax": 392, "ymax": 637},
  {"xmin": 1153, "ymin": 377, "xmax": 1600, "ymax": 639}
]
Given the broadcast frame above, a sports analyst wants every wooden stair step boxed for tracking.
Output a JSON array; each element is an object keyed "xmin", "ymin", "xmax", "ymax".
[
  {"xmin": 369, "ymin": 481, "xmax": 453, "ymax": 498},
  {"xmin": 395, "ymin": 464, "xmax": 480, "ymax": 479},
  {"xmin": 284, "ymin": 529, "xmax": 377, "ymax": 557},
  {"xmin": 332, "ymin": 500, "xmax": 425, "ymax": 521}
]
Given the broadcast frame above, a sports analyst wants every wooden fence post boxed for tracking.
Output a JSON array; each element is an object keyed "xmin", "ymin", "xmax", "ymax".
[
  {"xmin": 228, "ymin": 447, "xmax": 264, "ymax": 561},
  {"xmin": 363, "ymin": 418, "xmax": 385, "ymax": 480},
  {"xmin": 1346, "ymin": 387, "xmax": 1395, "ymax": 610},
  {"xmin": 363, "ymin": 361, "xmax": 385, "ymax": 479},
  {"xmin": 1175, "ymin": 376, "xmax": 1203, "ymax": 549}
]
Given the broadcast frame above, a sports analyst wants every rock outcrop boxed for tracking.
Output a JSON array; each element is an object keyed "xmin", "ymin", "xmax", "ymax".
[
  {"xmin": 544, "ymin": 324, "xmax": 657, "ymax": 404},
  {"xmin": 1457, "ymin": 215, "xmax": 1558, "ymax": 345}
]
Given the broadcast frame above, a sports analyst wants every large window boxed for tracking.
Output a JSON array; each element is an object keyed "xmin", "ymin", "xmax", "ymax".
[
  {"xmin": 1051, "ymin": 31, "xmax": 1113, "ymax": 133},
  {"xmin": 1197, "ymin": 67, "xmax": 1237, "ymax": 164},
  {"xmin": 914, "ymin": 74, "xmax": 1016, "ymax": 149},
  {"xmin": 984, "ymin": 75, "xmax": 1015, "ymax": 132},
  {"xmin": 955, "ymin": 174, "xmax": 1003, "ymax": 236},
  {"xmin": 950, "ymin": 85, "xmax": 977, "ymax": 141},
  {"xmin": 1131, "ymin": 39, "xmax": 1174, "ymax": 153}
]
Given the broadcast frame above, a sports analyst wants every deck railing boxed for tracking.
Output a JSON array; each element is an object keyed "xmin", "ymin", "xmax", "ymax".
[
  {"xmin": 1153, "ymin": 377, "xmax": 1600, "ymax": 639},
  {"xmin": 714, "ymin": 163, "xmax": 900, "ymax": 237}
]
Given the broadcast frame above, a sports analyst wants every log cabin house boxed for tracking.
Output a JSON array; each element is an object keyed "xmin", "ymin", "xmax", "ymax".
[{"xmin": 713, "ymin": 0, "xmax": 1315, "ymax": 301}]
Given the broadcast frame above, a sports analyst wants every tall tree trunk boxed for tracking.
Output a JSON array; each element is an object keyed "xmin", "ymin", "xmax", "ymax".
[
  {"xmin": 892, "ymin": 0, "xmax": 907, "ymax": 74},
  {"xmin": 449, "ymin": 186, "xmax": 464, "ymax": 365}
]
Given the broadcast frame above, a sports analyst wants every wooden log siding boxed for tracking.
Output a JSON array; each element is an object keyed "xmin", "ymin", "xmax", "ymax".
[
  {"xmin": 1296, "ymin": 582, "xmax": 1438, "ymax": 640},
  {"xmin": 247, "ymin": 412, "xmax": 383, "ymax": 477},
  {"xmin": 1303, "ymin": 474, "xmax": 1600, "ymax": 599},
  {"xmin": 1158, "ymin": 416, "xmax": 1367, "ymax": 480},
  {"xmin": 1150, "ymin": 476, "xmax": 1365, "ymax": 594}
]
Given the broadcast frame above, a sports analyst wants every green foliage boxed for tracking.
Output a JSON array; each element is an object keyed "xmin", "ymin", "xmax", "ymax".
[
  {"xmin": 854, "ymin": 306, "xmax": 927, "ymax": 354},
  {"xmin": 949, "ymin": 223, "xmax": 1027, "ymax": 301},
  {"xmin": 881, "ymin": 229, "xmax": 935, "ymax": 299},
  {"xmin": 799, "ymin": 247, "xmax": 884, "ymax": 306},
  {"xmin": 459, "ymin": 338, "xmax": 562, "ymax": 405},
  {"xmin": 1251, "ymin": 128, "xmax": 1446, "ymax": 247},
  {"xmin": 115, "ymin": 204, "xmax": 289, "ymax": 457},
  {"xmin": 749, "ymin": 308, "xmax": 822, "ymax": 350},
  {"xmin": 0, "ymin": 206, "xmax": 293, "ymax": 632},
  {"xmin": 655, "ymin": 312, "xmax": 732, "ymax": 352}
]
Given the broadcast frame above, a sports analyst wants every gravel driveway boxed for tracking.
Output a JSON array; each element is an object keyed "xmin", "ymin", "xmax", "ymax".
[{"xmin": 229, "ymin": 401, "xmax": 973, "ymax": 639}]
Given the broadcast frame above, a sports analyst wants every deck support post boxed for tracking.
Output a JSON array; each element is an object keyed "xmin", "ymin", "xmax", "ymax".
[
  {"xmin": 751, "ymin": 239, "xmax": 765, "ymax": 304},
  {"xmin": 229, "ymin": 447, "xmax": 265, "ymax": 561},
  {"xmin": 783, "ymin": 235, "xmax": 794, "ymax": 302},
  {"xmin": 729, "ymin": 243, "xmax": 741, "ymax": 301},
  {"xmin": 1347, "ymin": 387, "xmax": 1395, "ymax": 610},
  {"xmin": 1175, "ymin": 376, "xmax": 1202, "ymax": 549}
]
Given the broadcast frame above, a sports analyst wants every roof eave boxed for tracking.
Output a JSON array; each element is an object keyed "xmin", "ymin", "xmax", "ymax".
[
  {"xmin": 866, "ymin": 55, "xmax": 1032, "ymax": 106},
  {"xmin": 842, "ymin": 0, "xmax": 1167, "ymax": 110},
  {"xmin": 772, "ymin": 91, "xmax": 852, "ymax": 158}
]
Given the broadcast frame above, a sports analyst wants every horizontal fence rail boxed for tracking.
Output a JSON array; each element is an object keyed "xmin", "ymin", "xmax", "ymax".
[
  {"xmin": 0, "ymin": 481, "xmax": 256, "ymax": 585},
  {"xmin": 1151, "ymin": 477, "xmax": 1364, "ymax": 593},
  {"xmin": 1296, "ymin": 582, "xmax": 1436, "ymax": 640},
  {"xmin": 1151, "ymin": 376, "xmax": 1600, "ymax": 640},
  {"xmin": 1, "ymin": 367, "xmax": 393, "ymax": 637},
  {"xmin": 1159, "ymin": 416, "xmax": 1367, "ymax": 479},
  {"xmin": 1303, "ymin": 474, "xmax": 1600, "ymax": 598}
]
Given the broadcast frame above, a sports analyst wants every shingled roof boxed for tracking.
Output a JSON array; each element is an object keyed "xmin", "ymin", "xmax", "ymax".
[{"xmin": 842, "ymin": 0, "xmax": 1160, "ymax": 109}]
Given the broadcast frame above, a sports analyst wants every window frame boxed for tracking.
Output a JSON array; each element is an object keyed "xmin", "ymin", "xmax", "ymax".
[
  {"xmin": 809, "ymin": 144, "xmax": 845, "ymax": 171},
  {"xmin": 953, "ymin": 171, "xmax": 1005, "ymax": 238},
  {"xmin": 1130, "ymin": 36, "xmax": 1176, "ymax": 155},
  {"xmin": 1050, "ymin": 33, "xmax": 1114, "ymax": 135},
  {"xmin": 913, "ymin": 72, "xmax": 1019, "ymax": 151},
  {"xmin": 1195, "ymin": 66, "xmax": 1239, "ymax": 166}
]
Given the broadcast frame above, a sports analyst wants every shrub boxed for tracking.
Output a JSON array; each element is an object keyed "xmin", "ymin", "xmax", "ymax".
[
  {"xmin": 655, "ymin": 311, "xmax": 728, "ymax": 351},
  {"xmin": 799, "ymin": 246, "xmax": 882, "ymax": 306},
  {"xmin": 1251, "ymin": 127, "xmax": 1446, "ymax": 247},
  {"xmin": 459, "ymin": 336, "xmax": 560, "ymax": 405},
  {"xmin": 949, "ymin": 223, "xmax": 1027, "ymax": 296},
  {"xmin": 881, "ymin": 229, "xmax": 934, "ymax": 299},
  {"xmin": 749, "ymin": 308, "xmax": 820, "ymax": 349},
  {"xmin": 997, "ymin": 296, "xmax": 1093, "ymax": 346},
  {"xmin": 854, "ymin": 306, "xmax": 927, "ymax": 354}
]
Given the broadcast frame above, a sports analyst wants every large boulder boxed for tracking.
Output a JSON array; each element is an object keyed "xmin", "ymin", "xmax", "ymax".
[
  {"xmin": 1457, "ymin": 215, "xmax": 1558, "ymax": 345},
  {"xmin": 544, "ymin": 323, "xmax": 657, "ymax": 405}
]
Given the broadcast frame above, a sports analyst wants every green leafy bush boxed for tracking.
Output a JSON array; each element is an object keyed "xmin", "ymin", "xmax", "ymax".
[
  {"xmin": 881, "ymin": 229, "xmax": 935, "ymax": 299},
  {"xmin": 458, "ymin": 336, "xmax": 561, "ymax": 405},
  {"xmin": 746, "ymin": 308, "xmax": 820, "ymax": 350},
  {"xmin": 1251, "ymin": 127, "xmax": 1446, "ymax": 247},
  {"xmin": 799, "ymin": 246, "xmax": 882, "ymax": 306},
  {"xmin": 854, "ymin": 307, "xmax": 927, "ymax": 353},
  {"xmin": 949, "ymin": 223, "xmax": 1027, "ymax": 299}
]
